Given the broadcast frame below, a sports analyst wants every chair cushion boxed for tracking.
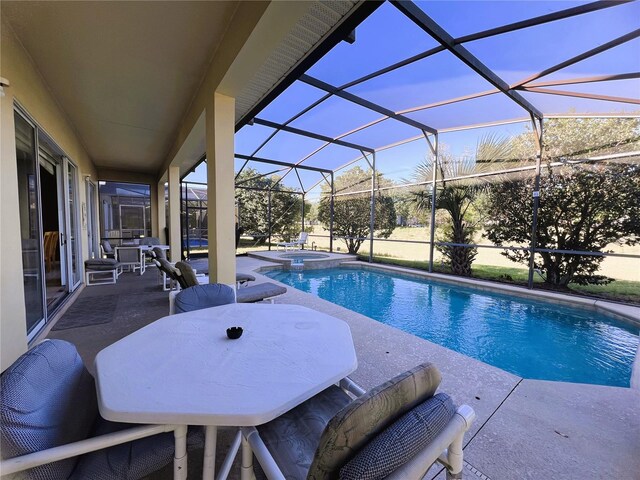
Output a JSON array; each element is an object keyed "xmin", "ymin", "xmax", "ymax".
[
  {"xmin": 236, "ymin": 283, "xmax": 286, "ymax": 303},
  {"xmin": 257, "ymin": 385, "xmax": 351, "ymax": 480},
  {"xmin": 0, "ymin": 340, "xmax": 97, "ymax": 480},
  {"xmin": 236, "ymin": 273, "xmax": 256, "ymax": 283},
  {"xmin": 307, "ymin": 363, "xmax": 442, "ymax": 480},
  {"xmin": 139, "ymin": 237, "xmax": 160, "ymax": 246},
  {"xmin": 175, "ymin": 261, "xmax": 199, "ymax": 288},
  {"xmin": 339, "ymin": 393, "xmax": 456, "ymax": 480},
  {"xmin": 70, "ymin": 420, "xmax": 204, "ymax": 480},
  {"xmin": 117, "ymin": 247, "xmax": 141, "ymax": 263},
  {"xmin": 101, "ymin": 240, "xmax": 113, "ymax": 254},
  {"xmin": 152, "ymin": 247, "xmax": 167, "ymax": 261},
  {"xmin": 174, "ymin": 284, "xmax": 236, "ymax": 314},
  {"xmin": 85, "ymin": 259, "xmax": 120, "ymax": 271}
]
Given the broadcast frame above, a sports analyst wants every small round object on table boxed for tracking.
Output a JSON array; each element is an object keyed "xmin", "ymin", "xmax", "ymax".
[{"xmin": 226, "ymin": 327, "xmax": 243, "ymax": 339}]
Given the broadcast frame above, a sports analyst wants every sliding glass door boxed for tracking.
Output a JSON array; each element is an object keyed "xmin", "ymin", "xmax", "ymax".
[
  {"xmin": 15, "ymin": 111, "xmax": 46, "ymax": 335},
  {"xmin": 14, "ymin": 107, "xmax": 83, "ymax": 338},
  {"xmin": 65, "ymin": 160, "xmax": 81, "ymax": 288},
  {"xmin": 86, "ymin": 180, "xmax": 99, "ymax": 259}
]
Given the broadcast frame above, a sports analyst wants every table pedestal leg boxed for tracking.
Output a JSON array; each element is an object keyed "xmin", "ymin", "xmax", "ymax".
[
  {"xmin": 203, "ymin": 425, "xmax": 217, "ymax": 480},
  {"xmin": 174, "ymin": 425, "xmax": 188, "ymax": 480},
  {"xmin": 240, "ymin": 436, "xmax": 255, "ymax": 480}
]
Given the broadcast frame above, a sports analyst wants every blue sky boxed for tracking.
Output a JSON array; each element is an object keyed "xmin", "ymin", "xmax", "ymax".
[{"xmin": 186, "ymin": 0, "xmax": 640, "ymax": 193}]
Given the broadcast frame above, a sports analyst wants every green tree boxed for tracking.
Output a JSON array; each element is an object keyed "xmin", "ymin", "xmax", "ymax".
[
  {"xmin": 409, "ymin": 135, "xmax": 515, "ymax": 276},
  {"xmin": 235, "ymin": 168, "xmax": 303, "ymax": 244},
  {"xmin": 317, "ymin": 166, "xmax": 396, "ymax": 254},
  {"xmin": 484, "ymin": 117, "xmax": 640, "ymax": 287}
]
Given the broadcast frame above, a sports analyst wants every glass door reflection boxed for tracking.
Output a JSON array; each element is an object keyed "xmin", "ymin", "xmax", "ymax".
[{"xmin": 15, "ymin": 111, "xmax": 45, "ymax": 335}]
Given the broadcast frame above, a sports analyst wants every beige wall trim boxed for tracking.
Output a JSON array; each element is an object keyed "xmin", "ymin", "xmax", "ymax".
[
  {"xmin": 167, "ymin": 166, "xmax": 181, "ymax": 261},
  {"xmin": 157, "ymin": 180, "xmax": 167, "ymax": 244},
  {"xmin": 206, "ymin": 93, "xmax": 236, "ymax": 284}
]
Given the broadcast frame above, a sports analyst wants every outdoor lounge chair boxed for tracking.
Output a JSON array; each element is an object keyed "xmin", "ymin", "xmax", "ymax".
[
  {"xmin": 84, "ymin": 258, "xmax": 123, "ymax": 286},
  {"xmin": 236, "ymin": 272, "xmax": 256, "ymax": 288},
  {"xmin": 276, "ymin": 232, "xmax": 308, "ymax": 251},
  {"xmin": 152, "ymin": 246, "xmax": 167, "ymax": 261},
  {"xmin": 242, "ymin": 362, "xmax": 475, "ymax": 480},
  {"xmin": 175, "ymin": 261, "xmax": 199, "ymax": 287},
  {"xmin": 0, "ymin": 339, "xmax": 203, "ymax": 480},
  {"xmin": 173, "ymin": 283, "xmax": 236, "ymax": 314},
  {"xmin": 139, "ymin": 236, "xmax": 160, "ymax": 246},
  {"xmin": 236, "ymin": 282, "xmax": 286, "ymax": 303},
  {"xmin": 115, "ymin": 246, "xmax": 145, "ymax": 275},
  {"xmin": 155, "ymin": 258, "xmax": 186, "ymax": 290},
  {"xmin": 100, "ymin": 240, "xmax": 116, "ymax": 259}
]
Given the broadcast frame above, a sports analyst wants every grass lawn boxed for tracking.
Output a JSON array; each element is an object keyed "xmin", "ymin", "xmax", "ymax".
[{"xmin": 359, "ymin": 254, "xmax": 640, "ymax": 305}]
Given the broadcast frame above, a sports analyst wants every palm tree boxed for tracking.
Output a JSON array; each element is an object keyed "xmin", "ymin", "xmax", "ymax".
[{"xmin": 410, "ymin": 134, "xmax": 518, "ymax": 276}]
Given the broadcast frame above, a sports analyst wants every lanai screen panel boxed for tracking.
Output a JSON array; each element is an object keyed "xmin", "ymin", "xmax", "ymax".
[
  {"xmin": 255, "ymin": 130, "xmax": 329, "ymax": 163},
  {"xmin": 306, "ymin": 1, "xmax": 440, "ymax": 87},
  {"xmin": 346, "ymin": 50, "xmax": 498, "ymax": 113},
  {"xmin": 236, "ymin": 0, "xmax": 638, "ymax": 171},
  {"xmin": 418, "ymin": 0, "xmax": 593, "ymax": 38},
  {"xmin": 340, "ymin": 118, "xmax": 420, "ymax": 151},
  {"xmin": 257, "ymin": 81, "xmax": 329, "ymax": 124},
  {"xmin": 289, "ymin": 94, "xmax": 384, "ymax": 139},
  {"xmin": 460, "ymin": 1, "xmax": 640, "ymax": 85},
  {"xmin": 407, "ymin": 93, "xmax": 530, "ymax": 130},
  {"xmin": 235, "ymin": 123, "xmax": 278, "ymax": 156}
]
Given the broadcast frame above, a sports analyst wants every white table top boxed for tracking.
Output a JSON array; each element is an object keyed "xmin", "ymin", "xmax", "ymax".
[
  {"xmin": 139, "ymin": 244, "xmax": 170, "ymax": 251},
  {"xmin": 94, "ymin": 303, "xmax": 357, "ymax": 426}
]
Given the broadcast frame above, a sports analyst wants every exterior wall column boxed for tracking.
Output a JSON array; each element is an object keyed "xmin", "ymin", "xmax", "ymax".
[
  {"xmin": 206, "ymin": 92, "xmax": 236, "ymax": 284},
  {"xmin": 157, "ymin": 180, "xmax": 167, "ymax": 244},
  {"xmin": 167, "ymin": 166, "xmax": 181, "ymax": 261}
]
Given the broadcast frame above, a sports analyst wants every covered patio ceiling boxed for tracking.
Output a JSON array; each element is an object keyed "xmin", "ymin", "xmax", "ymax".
[
  {"xmin": 227, "ymin": 0, "xmax": 639, "ymax": 193},
  {"xmin": 2, "ymin": 1, "xmax": 366, "ymax": 175}
]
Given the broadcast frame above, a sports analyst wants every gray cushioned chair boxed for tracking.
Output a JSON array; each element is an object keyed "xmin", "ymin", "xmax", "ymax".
[
  {"xmin": 139, "ymin": 237, "xmax": 160, "ymax": 246},
  {"xmin": 175, "ymin": 261, "xmax": 199, "ymax": 288},
  {"xmin": 242, "ymin": 363, "xmax": 475, "ymax": 480},
  {"xmin": 0, "ymin": 339, "xmax": 203, "ymax": 480},
  {"xmin": 155, "ymin": 258, "xmax": 186, "ymax": 289},
  {"xmin": 236, "ymin": 282, "xmax": 286, "ymax": 303},
  {"xmin": 236, "ymin": 272, "xmax": 256, "ymax": 287},
  {"xmin": 152, "ymin": 246, "xmax": 167, "ymax": 261},
  {"xmin": 115, "ymin": 246, "xmax": 145, "ymax": 275},
  {"xmin": 84, "ymin": 258, "xmax": 122, "ymax": 285},
  {"xmin": 174, "ymin": 283, "xmax": 236, "ymax": 314},
  {"xmin": 100, "ymin": 240, "xmax": 115, "ymax": 259}
]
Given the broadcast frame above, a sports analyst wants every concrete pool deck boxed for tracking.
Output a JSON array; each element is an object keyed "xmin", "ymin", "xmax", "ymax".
[{"xmin": 239, "ymin": 255, "xmax": 640, "ymax": 480}]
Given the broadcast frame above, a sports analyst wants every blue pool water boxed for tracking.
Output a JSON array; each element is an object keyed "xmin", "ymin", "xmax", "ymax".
[{"xmin": 265, "ymin": 267, "xmax": 639, "ymax": 387}]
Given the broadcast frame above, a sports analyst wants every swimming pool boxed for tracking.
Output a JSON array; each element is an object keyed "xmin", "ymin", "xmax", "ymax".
[{"xmin": 265, "ymin": 266, "xmax": 639, "ymax": 387}]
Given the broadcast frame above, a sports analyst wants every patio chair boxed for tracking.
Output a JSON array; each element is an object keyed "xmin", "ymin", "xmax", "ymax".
[
  {"xmin": 43, "ymin": 231, "xmax": 59, "ymax": 272},
  {"xmin": 0, "ymin": 339, "xmax": 203, "ymax": 480},
  {"xmin": 139, "ymin": 237, "xmax": 160, "ymax": 246},
  {"xmin": 236, "ymin": 282, "xmax": 286, "ymax": 304},
  {"xmin": 242, "ymin": 363, "xmax": 475, "ymax": 480},
  {"xmin": 155, "ymin": 258, "xmax": 186, "ymax": 290},
  {"xmin": 84, "ymin": 258, "xmax": 123, "ymax": 286},
  {"xmin": 175, "ymin": 261, "xmax": 199, "ymax": 287},
  {"xmin": 115, "ymin": 246, "xmax": 145, "ymax": 275},
  {"xmin": 236, "ymin": 272, "xmax": 256, "ymax": 288},
  {"xmin": 152, "ymin": 246, "xmax": 167, "ymax": 261},
  {"xmin": 276, "ymin": 232, "xmax": 308, "ymax": 251},
  {"xmin": 100, "ymin": 239, "xmax": 116, "ymax": 259},
  {"xmin": 173, "ymin": 283, "xmax": 236, "ymax": 314}
]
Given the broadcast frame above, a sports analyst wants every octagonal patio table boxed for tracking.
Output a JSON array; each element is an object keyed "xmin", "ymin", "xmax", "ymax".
[{"xmin": 94, "ymin": 303, "xmax": 358, "ymax": 480}]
